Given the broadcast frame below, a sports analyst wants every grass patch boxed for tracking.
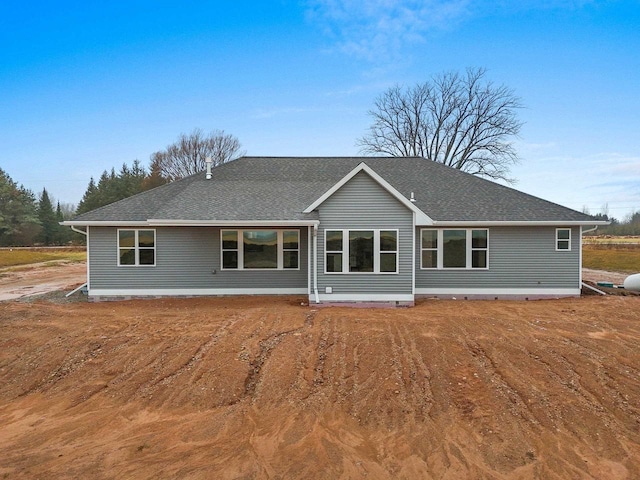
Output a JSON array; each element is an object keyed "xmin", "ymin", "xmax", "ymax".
[
  {"xmin": 582, "ymin": 245, "xmax": 640, "ymax": 273},
  {"xmin": 0, "ymin": 248, "xmax": 86, "ymax": 268},
  {"xmin": 583, "ymin": 236, "xmax": 640, "ymax": 245}
]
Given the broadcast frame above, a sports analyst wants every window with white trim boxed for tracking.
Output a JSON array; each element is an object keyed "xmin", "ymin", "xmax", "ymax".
[
  {"xmin": 118, "ymin": 229, "xmax": 156, "ymax": 266},
  {"xmin": 324, "ymin": 229, "xmax": 398, "ymax": 274},
  {"xmin": 221, "ymin": 229, "xmax": 299, "ymax": 270},
  {"xmin": 420, "ymin": 229, "xmax": 488, "ymax": 269},
  {"xmin": 556, "ymin": 228, "xmax": 571, "ymax": 251},
  {"xmin": 325, "ymin": 230, "xmax": 343, "ymax": 273},
  {"xmin": 471, "ymin": 229, "xmax": 488, "ymax": 268}
]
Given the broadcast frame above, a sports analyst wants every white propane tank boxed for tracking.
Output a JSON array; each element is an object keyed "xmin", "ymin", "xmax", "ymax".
[{"xmin": 623, "ymin": 273, "xmax": 640, "ymax": 291}]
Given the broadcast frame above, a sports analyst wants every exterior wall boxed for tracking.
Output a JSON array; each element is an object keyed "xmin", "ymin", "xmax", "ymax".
[
  {"xmin": 415, "ymin": 226, "xmax": 581, "ymax": 296},
  {"xmin": 88, "ymin": 226, "xmax": 308, "ymax": 295},
  {"xmin": 315, "ymin": 171, "xmax": 414, "ymax": 300}
]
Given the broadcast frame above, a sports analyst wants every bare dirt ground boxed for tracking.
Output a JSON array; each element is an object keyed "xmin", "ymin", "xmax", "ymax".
[
  {"xmin": 582, "ymin": 268, "xmax": 630, "ymax": 286},
  {"xmin": 1, "ymin": 293, "xmax": 639, "ymax": 479},
  {"xmin": 0, "ymin": 262, "xmax": 86, "ymax": 301}
]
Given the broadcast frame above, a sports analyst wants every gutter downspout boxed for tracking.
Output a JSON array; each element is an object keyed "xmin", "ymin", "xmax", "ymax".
[
  {"xmin": 70, "ymin": 225, "xmax": 88, "ymax": 237},
  {"xmin": 313, "ymin": 224, "xmax": 320, "ymax": 304},
  {"xmin": 582, "ymin": 226, "xmax": 599, "ymax": 235}
]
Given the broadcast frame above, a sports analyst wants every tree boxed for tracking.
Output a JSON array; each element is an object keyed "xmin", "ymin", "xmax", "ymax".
[
  {"xmin": 55, "ymin": 202, "xmax": 65, "ymax": 244},
  {"xmin": 150, "ymin": 128, "xmax": 244, "ymax": 181},
  {"xmin": 358, "ymin": 68, "xmax": 523, "ymax": 183},
  {"xmin": 0, "ymin": 168, "xmax": 40, "ymax": 246},
  {"xmin": 141, "ymin": 156, "xmax": 168, "ymax": 191},
  {"xmin": 76, "ymin": 176, "xmax": 98, "ymax": 214},
  {"xmin": 37, "ymin": 188, "xmax": 58, "ymax": 245},
  {"xmin": 76, "ymin": 161, "xmax": 148, "ymax": 215}
]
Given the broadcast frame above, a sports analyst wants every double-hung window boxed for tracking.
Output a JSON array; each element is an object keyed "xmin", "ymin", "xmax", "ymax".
[
  {"xmin": 118, "ymin": 229, "xmax": 156, "ymax": 266},
  {"xmin": 221, "ymin": 229, "xmax": 299, "ymax": 270},
  {"xmin": 420, "ymin": 229, "xmax": 488, "ymax": 269},
  {"xmin": 324, "ymin": 229, "xmax": 398, "ymax": 274},
  {"xmin": 556, "ymin": 228, "xmax": 571, "ymax": 251}
]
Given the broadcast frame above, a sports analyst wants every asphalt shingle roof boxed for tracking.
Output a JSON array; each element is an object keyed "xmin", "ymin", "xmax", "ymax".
[{"xmin": 71, "ymin": 156, "xmax": 597, "ymax": 223}]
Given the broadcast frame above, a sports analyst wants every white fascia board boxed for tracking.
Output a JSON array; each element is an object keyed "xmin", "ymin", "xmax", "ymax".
[
  {"xmin": 147, "ymin": 219, "xmax": 320, "ymax": 227},
  {"xmin": 64, "ymin": 220, "xmax": 320, "ymax": 227},
  {"xmin": 424, "ymin": 220, "xmax": 611, "ymax": 227},
  {"xmin": 62, "ymin": 221, "xmax": 151, "ymax": 227},
  {"xmin": 303, "ymin": 162, "xmax": 434, "ymax": 225}
]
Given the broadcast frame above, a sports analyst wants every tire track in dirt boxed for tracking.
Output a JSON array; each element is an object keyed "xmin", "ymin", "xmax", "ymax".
[
  {"xmin": 132, "ymin": 315, "xmax": 241, "ymax": 399},
  {"xmin": 449, "ymin": 322, "xmax": 538, "ymax": 430},
  {"xmin": 312, "ymin": 314, "xmax": 332, "ymax": 391},
  {"xmin": 394, "ymin": 323, "xmax": 435, "ymax": 422},
  {"xmin": 245, "ymin": 309, "xmax": 318, "ymax": 404}
]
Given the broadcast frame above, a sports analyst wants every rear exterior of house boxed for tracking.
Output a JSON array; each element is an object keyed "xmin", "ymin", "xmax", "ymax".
[{"xmin": 66, "ymin": 157, "xmax": 603, "ymax": 303}]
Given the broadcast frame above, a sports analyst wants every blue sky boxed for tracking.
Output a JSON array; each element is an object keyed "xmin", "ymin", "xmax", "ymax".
[{"xmin": 1, "ymin": 0, "xmax": 638, "ymax": 219}]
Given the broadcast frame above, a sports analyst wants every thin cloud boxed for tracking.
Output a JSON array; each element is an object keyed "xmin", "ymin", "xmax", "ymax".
[
  {"xmin": 305, "ymin": 0, "xmax": 601, "ymax": 64},
  {"xmin": 306, "ymin": 0, "xmax": 471, "ymax": 63}
]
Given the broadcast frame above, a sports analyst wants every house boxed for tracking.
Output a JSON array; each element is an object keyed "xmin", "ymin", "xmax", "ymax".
[{"xmin": 64, "ymin": 156, "xmax": 607, "ymax": 304}]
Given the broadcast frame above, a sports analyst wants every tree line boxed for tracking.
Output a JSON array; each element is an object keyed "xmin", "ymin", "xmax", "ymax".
[
  {"xmin": 0, "ymin": 168, "xmax": 74, "ymax": 246},
  {"xmin": 583, "ymin": 210, "xmax": 640, "ymax": 236}
]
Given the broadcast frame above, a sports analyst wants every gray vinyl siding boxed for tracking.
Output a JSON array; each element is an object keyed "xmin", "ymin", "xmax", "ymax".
[
  {"xmin": 88, "ymin": 226, "xmax": 308, "ymax": 291},
  {"xmin": 415, "ymin": 226, "xmax": 581, "ymax": 290},
  {"xmin": 316, "ymin": 171, "xmax": 414, "ymax": 295}
]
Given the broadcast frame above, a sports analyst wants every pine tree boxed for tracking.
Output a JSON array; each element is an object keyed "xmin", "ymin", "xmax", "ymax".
[
  {"xmin": 76, "ymin": 160, "xmax": 150, "ymax": 215},
  {"xmin": 77, "ymin": 177, "xmax": 98, "ymax": 214},
  {"xmin": 0, "ymin": 169, "xmax": 40, "ymax": 246},
  {"xmin": 55, "ymin": 202, "xmax": 72, "ymax": 244},
  {"xmin": 37, "ymin": 188, "xmax": 58, "ymax": 245},
  {"xmin": 142, "ymin": 156, "xmax": 169, "ymax": 191}
]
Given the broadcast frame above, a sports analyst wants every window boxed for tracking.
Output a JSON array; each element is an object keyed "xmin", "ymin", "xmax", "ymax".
[
  {"xmin": 556, "ymin": 228, "xmax": 571, "ymax": 251},
  {"xmin": 325, "ymin": 230, "xmax": 343, "ymax": 273},
  {"xmin": 420, "ymin": 229, "xmax": 488, "ymax": 269},
  {"xmin": 221, "ymin": 229, "xmax": 299, "ymax": 270},
  {"xmin": 349, "ymin": 230, "xmax": 374, "ymax": 272},
  {"xmin": 379, "ymin": 230, "xmax": 398, "ymax": 273},
  {"xmin": 325, "ymin": 229, "xmax": 398, "ymax": 274},
  {"xmin": 421, "ymin": 229, "xmax": 438, "ymax": 268},
  {"xmin": 244, "ymin": 230, "xmax": 278, "ymax": 268},
  {"xmin": 443, "ymin": 230, "xmax": 466, "ymax": 268},
  {"xmin": 282, "ymin": 230, "xmax": 299, "ymax": 269},
  {"xmin": 118, "ymin": 229, "xmax": 155, "ymax": 266},
  {"xmin": 221, "ymin": 230, "xmax": 239, "ymax": 268},
  {"xmin": 471, "ymin": 229, "xmax": 488, "ymax": 268}
]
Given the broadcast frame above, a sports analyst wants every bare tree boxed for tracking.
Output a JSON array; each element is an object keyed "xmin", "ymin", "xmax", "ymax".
[
  {"xmin": 358, "ymin": 68, "xmax": 523, "ymax": 183},
  {"xmin": 151, "ymin": 129, "xmax": 244, "ymax": 181}
]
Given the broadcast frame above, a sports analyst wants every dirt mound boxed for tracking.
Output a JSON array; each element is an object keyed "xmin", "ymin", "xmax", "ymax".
[{"xmin": 1, "ymin": 296, "xmax": 639, "ymax": 479}]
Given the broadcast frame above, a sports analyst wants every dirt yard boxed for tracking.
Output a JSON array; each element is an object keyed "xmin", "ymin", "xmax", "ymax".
[
  {"xmin": 0, "ymin": 261, "xmax": 86, "ymax": 301},
  {"xmin": 1, "ymin": 293, "xmax": 639, "ymax": 479}
]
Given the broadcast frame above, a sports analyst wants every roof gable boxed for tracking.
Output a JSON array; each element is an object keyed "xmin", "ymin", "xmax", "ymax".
[{"xmin": 303, "ymin": 162, "xmax": 433, "ymax": 225}]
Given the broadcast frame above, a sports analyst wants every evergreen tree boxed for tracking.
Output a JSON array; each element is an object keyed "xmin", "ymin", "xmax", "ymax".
[
  {"xmin": 37, "ymin": 188, "xmax": 58, "ymax": 245},
  {"xmin": 0, "ymin": 168, "xmax": 40, "ymax": 246},
  {"xmin": 142, "ymin": 156, "xmax": 169, "ymax": 191},
  {"xmin": 77, "ymin": 177, "xmax": 98, "ymax": 214},
  {"xmin": 76, "ymin": 160, "xmax": 149, "ymax": 215},
  {"xmin": 55, "ymin": 202, "xmax": 73, "ymax": 244}
]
